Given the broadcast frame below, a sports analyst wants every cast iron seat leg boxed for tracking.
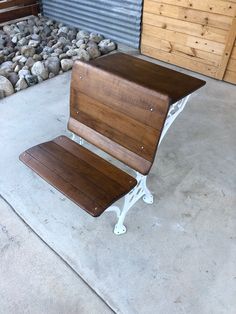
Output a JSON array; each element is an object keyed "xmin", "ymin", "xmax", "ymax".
[{"xmin": 107, "ymin": 172, "xmax": 153, "ymax": 235}]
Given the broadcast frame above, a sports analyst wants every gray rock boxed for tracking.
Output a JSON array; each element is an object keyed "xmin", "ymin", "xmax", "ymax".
[
  {"xmin": 63, "ymin": 45, "xmax": 71, "ymax": 53},
  {"xmin": 43, "ymin": 46, "xmax": 53, "ymax": 54},
  {"xmin": 25, "ymin": 74, "xmax": 38, "ymax": 86},
  {"xmin": 7, "ymin": 72, "xmax": 19, "ymax": 86},
  {"xmin": 87, "ymin": 40, "xmax": 98, "ymax": 48},
  {"xmin": 19, "ymin": 56, "xmax": 27, "ymax": 65},
  {"xmin": 54, "ymin": 48, "xmax": 63, "ymax": 55},
  {"xmin": 45, "ymin": 56, "xmax": 60, "ymax": 75},
  {"xmin": 43, "ymin": 25, "xmax": 51, "ymax": 37},
  {"xmin": 35, "ymin": 46, "xmax": 43, "ymax": 54},
  {"xmin": 46, "ymin": 19, "xmax": 54, "ymax": 26},
  {"xmin": 6, "ymin": 52, "xmax": 15, "ymax": 61},
  {"xmin": 66, "ymin": 49, "xmax": 77, "ymax": 57},
  {"xmin": 0, "ymin": 37, "xmax": 5, "ymax": 46},
  {"xmin": 3, "ymin": 25, "xmax": 18, "ymax": 36},
  {"xmin": 18, "ymin": 37, "xmax": 28, "ymax": 46},
  {"xmin": 48, "ymin": 72, "xmax": 55, "ymax": 79},
  {"xmin": 0, "ymin": 61, "xmax": 13, "ymax": 72},
  {"xmin": 2, "ymin": 48, "xmax": 11, "ymax": 56},
  {"xmin": 33, "ymin": 25, "xmax": 39, "ymax": 33},
  {"xmin": 61, "ymin": 59, "xmax": 73, "ymax": 71},
  {"xmin": 58, "ymin": 26, "xmax": 69, "ymax": 36},
  {"xmin": 31, "ymin": 61, "xmax": 48, "ymax": 80},
  {"xmin": 21, "ymin": 45, "xmax": 35, "ymax": 57},
  {"xmin": 58, "ymin": 37, "xmax": 68, "ymax": 46},
  {"xmin": 59, "ymin": 53, "xmax": 69, "ymax": 60},
  {"xmin": 28, "ymin": 40, "xmax": 40, "ymax": 47},
  {"xmin": 0, "ymin": 68, "xmax": 8, "ymax": 77},
  {"xmin": 31, "ymin": 33, "xmax": 41, "ymax": 41},
  {"xmin": 52, "ymin": 42, "xmax": 63, "ymax": 50},
  {"xmin": 67, "ymin": 30, "xmax": 76, "ymax": 41},
  {"xmin": 98, "ymin": 39, "xmax": 116, "ymax": 54},
  {"xmin": 0, "ymin": 53, "xmax": 5, "ymax": 63},
  {"xmin": 87, "ymin": 46, "xmax": 101, "ymax": 59},
  {"xmin": 75, "ymin": 39, "xmax": 84, "ymax": 48},
  {"xmin": 89, "ymin": 32, "xmax": 104, "ymax": 43},
  {"xmin": 37, "ymin": 76, "xmax": 44, "ymax": 83},
  {"xmin": 72, "ymin": 48, "xmax": 90, "ymax": 61},
  {"xmin": 17, "ymin": 21, "xmax": 27, "ymax": 32},
  {"xmin": 81, "ymin": 44, "xmax": 87, "ymax": 50},
  {"xmin": 76, "ymin": 30, "xmax": 90, "ymax": 40},
  {"xmin": 33, "ymin": 54, "xmax": 42, "ymax": 61},
  {"xmin": 42, "ymin": 54, "xmax": 49, "ymax": 60},
  {"xmin": 14, "ymin": 65, "xmax": 21, "ymax": 73},
  {"xmin": 0, "ymin": 75, "xmax": 14, "ymax": 97},
  {"xmin": 18, "ymin": 68, "xmax": 30, "ymax": 78},
  {"xmin": 11, "ymin": 33, "xmax": 22, "ymax": 44},
  {"xmin": 15, "ymin": 77, "xmax": 28, "ymax": 91},
  {"xmin": 12, "ymin": 55, "xmax": 23, "ymax": 62},
  {"xmin": 25, "ymin": 57, "xmax": 35, "ymax": 68}
]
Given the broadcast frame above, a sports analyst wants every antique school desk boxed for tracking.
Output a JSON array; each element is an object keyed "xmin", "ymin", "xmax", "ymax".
[{"xmin": 20, "ymin": 52, "xmax": 205, "ymax": 235}]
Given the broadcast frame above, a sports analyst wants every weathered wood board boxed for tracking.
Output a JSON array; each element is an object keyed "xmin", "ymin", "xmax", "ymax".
[{"xmin": 141, "ymin": 0, "xmax": 236, "ymax": 84}]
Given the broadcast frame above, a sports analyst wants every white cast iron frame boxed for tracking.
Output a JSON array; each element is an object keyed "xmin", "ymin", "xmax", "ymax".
[{"xmin": 70, "ymin": 95, "xmax": 191, "ymax": 235}]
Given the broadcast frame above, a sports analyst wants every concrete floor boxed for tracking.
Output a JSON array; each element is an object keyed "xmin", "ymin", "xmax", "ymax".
[
  {"xmin": 0, "ymin": 53, "xmax": 235, "ymax": 314},
  {"xmin": 0, "ymin": 197, "xmax": 113, "ymax": 314}
]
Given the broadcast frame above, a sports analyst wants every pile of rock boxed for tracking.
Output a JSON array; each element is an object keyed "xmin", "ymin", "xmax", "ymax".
[{"xmin": 0, "ymin": 15, "xmax": 116, "ymax": 99}]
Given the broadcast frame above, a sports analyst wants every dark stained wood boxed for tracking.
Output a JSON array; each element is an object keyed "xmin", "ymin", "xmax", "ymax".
[
  {"xmin": 0, "ymin": 0, "xmax": 37, "ymax": 9},
  {"xmin": 0, "ymin": 1, "xmax": 39, "ymax": 23},
  {"xmin": 69, "ymin": 52, "xmax": 205, "ymax": 174},
  {"xmin": 89, "ymin": 52, "xmax": 206, "ymax": 104},
  {"xmin": 19, "ymin": 136, "xmax": 137, "ymax": 217},
  {"xmin": 69, "ymin": 118, "xmax": 152, "ymax": 174}
]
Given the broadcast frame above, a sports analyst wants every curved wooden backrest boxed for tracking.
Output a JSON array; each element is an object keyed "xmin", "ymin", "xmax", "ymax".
[
  {"xmin": 68, "ymin": 52, "xmax": 205, "ymax": 174},
  {"xmin": 68, "ymin": 53, "xmax": 171, "ymax": 175}
]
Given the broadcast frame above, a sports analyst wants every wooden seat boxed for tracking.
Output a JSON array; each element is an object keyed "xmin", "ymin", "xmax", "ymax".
[
  {"xmin": 19, "ymin": 52, "xmax": 205, "ymax": 234},
  {"xmin": 20, "ymin": 135, "xmax": 137, "ymax": 217}
]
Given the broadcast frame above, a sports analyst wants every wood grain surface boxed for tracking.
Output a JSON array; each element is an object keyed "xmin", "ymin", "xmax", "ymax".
[
  {"xmin": 69, "ymin": 52, "xmax": 205, "ymax": 174},
  {"xmin": 20, "ymin": 136, "xmax": 137, "ymax": 217}
]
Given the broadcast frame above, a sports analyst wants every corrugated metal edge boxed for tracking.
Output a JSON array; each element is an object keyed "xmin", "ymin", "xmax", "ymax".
[{"xmin": 41, "ymin": 0, "xmax": 142, "ymax": 48}]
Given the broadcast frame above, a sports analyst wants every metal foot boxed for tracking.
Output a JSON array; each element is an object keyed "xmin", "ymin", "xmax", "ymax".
[
  {"xmin": 114, "ymin": 223, "xmax": 127, "ymax": 235},
  {"xmin": 143, "ymin": 193, "xmax": 153, "ymax": 204},
  {"xmin": 107, "ymin": 172, "xmax": 153, "ymax": 235}
]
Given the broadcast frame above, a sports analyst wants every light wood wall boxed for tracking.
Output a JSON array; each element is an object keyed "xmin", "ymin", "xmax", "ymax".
[
  {"xmin": 141, "ymin": 0, "xmax": 236, "ymax": 84},
  {"xmin": 224, "ymin": 39, "xmax": 236, "ymax": 83}
]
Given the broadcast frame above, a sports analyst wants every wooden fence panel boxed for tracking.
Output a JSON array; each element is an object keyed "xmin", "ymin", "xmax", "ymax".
[
  {"xmin": 141, "ymin": 0, "xmax": 236, "ymax": 84},
  {"xmin": 0, "ymin": 0, "xmax": 39, "ymax": 23},
  {"xmin": 224, "ymin": 39, "xmax": 236, "ymax": 83}
]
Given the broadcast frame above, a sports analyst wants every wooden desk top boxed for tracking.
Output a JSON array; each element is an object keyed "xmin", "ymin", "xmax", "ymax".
[{"xmin": 90, "ymin": 52, "xmax": 206, "ymax": 104}]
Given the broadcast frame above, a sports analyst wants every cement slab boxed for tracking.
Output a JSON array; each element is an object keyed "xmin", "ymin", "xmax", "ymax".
[
  {"xmin": 0, "ymin": 197, "xmax": 113, "ymax": 314},
  {"xmin": 0, "ymin": 60, "xmax": 235, "ymax": 314}
]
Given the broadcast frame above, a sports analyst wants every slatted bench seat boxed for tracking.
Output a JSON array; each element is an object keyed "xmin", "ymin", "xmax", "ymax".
[
  {"xmin": 20, "ymin": 135, "xmax": 137, "ymax": 217},
  {"xmin": 20, "ymin": 52, "xmax": 205, "ymax": 235}
]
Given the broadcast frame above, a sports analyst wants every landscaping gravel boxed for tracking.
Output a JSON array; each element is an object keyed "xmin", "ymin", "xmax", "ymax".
[{"xmin": 0, "ymin": 15, "xmax": 117, "ymax": 99}]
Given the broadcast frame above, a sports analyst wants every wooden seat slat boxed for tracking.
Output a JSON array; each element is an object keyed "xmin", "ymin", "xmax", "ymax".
[
  {"xmin": 20, "ymin": 136, "xmax": 137, "ymax": 217},
  {"xmin": 54, "ymin": 136, "xmax": 134, "ymax": 188}
]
